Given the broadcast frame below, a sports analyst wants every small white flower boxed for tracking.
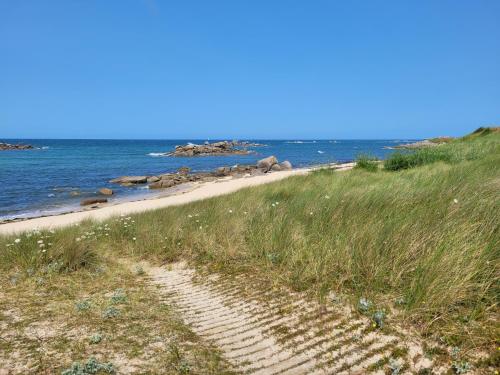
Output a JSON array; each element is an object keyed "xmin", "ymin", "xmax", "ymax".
[
  {"xmin": 42, "ymin": 249, "xmax": 46, "ymax": 253},
  {"xmin": 275, "ymin": 202, "xmax": 279, "ymax": 205},
  {"xmin": 453, "ymin": 199, "xmax": 458, "ymax": 204},
  {"xmin": 271, "ymin": 203, "xmax": 276, "ymax": 207},
  {"xmin": 132, "ymin": 237, "xmax": 136, "ymax": 241},
  {"xmin": 48, "ymin": 243, "xmax": 52, "ymax": 246},
  {"xmin": 243, "ymin": 211, "xmax": 248, "ymax": 215},
  {"xmin": 324, "ymin": 195, "xmax": 330, "ymax": 199},
  {"xmin": 14, "ymin": 239, "xmax": 21, "ymax": 244},
  {"xmin": 199, "ymin": 226, "xmax": 203, "ymax": 229},
  {"xmin": 310, "ymin": 212, "xmax": 314, "ymax": 215},
  {"xmin": 229, "ymin": 209, "xmax": 233, "ymax": 213},
  {"xmin": 188, "ymin": 214, "xmax": 192, "ymax": 218},
  {"xmin": 76, "ymin": 237, "xmax": 81, "ymax": 242},
  {"xmin": 39, "ymin": 243, "xmax": 45, "ymax": 248},
  {"xmin": 37, "ymin": 240, "xmax": 43, "ymax": 244}
]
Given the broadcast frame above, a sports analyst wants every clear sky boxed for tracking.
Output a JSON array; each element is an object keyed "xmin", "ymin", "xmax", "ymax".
[{"xmin": 1, "ymin": 1, "xmax": 499, "ymax": 139}]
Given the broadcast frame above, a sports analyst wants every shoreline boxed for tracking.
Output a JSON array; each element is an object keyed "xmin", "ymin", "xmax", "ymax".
[{"xmin": 0, "ymin": 163, "xmax": 354, "ymax": 235}]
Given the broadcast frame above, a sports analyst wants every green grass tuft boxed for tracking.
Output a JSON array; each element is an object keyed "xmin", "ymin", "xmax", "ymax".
[{"xmin": 355, "ymin": 154, "xmax": 379, "ymax": 172}]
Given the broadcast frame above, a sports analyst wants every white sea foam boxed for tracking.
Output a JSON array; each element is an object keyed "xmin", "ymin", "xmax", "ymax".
[
  {"xmin": 317, "ymin": 150, "xmax": 325, "ymax": 154},
  {"xmin": 148, "ymin": 152, "xmax": 167, "ymax": 157},
  {"xmin": 285, "ymin": 140, "xmax": 319, "ymax": 144}
]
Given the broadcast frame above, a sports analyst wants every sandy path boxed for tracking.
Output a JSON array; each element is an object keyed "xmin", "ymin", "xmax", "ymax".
[
  {"xmin": 146, "ymin": 263, "xmax": 431, "ymax": 374},
  {"xmin": 0, "ymin": 164, "xmax": 354, "ymax": 236}
]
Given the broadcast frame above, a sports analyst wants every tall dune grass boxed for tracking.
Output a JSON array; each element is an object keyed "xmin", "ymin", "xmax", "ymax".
[{"xmin": 1, "ymin": 131, "xmax": 499, "ymax": 349}]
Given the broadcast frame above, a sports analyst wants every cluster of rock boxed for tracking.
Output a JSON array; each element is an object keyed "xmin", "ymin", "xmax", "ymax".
[
  {"xmin": 388, "ymin": 137, "xmax": 453, "ymax": 150},
  {"xmin": 109, "ymin": 155, "xmax": 292, "ymax": 190},
  {"xmin": 166, "ymin": 140, "xmax": 257, "ymax": 157},
  {"xmin": 0, "ymin": 142, "xmax": 34, "ymax": 151}
]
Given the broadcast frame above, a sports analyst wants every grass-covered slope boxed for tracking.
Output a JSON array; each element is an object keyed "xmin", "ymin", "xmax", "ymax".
[{"xmin": 1, "ymin": 130, "xmax": 499, "ymax": 356}]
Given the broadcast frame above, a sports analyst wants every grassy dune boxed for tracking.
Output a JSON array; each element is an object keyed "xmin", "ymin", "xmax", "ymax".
[{"xmin": 1, "ymin": 129, "xmax": 499, "ymax": 370}]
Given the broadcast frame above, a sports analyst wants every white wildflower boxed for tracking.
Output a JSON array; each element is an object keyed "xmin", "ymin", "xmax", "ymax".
[
  {"xmin": 229, "ymin": 210, "xmax": 233, "ymax": 213},
  {"xmin": 76, "ymin": 237, "xmax": 81, "ymax": 242},
  {"xmin": 324, "ymin": 195, "xmax": 330, "ymax": 199},
  {"xmin": 188, "ymin": 214, "xmax": 192, "ymax": 218},
  {"xmin": 39, "ymin": 243, "xmax": 45, "ymax": 248},
  {"xmin": 14, "ymin": 239, "xmax": 21, "ymax": 244},
  {"xmin": 132, "ymin": 237, "xmax": 136, "ymax": 241},
  {"xmin": 453, "ymin": 199, "xmax": 458, "ymax": 204},
  {"xmin": 37, "ymin": 240, "xmax": 43, "ymax": 244}
]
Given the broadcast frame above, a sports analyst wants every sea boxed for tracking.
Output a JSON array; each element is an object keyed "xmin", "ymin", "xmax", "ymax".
[{"xmin": 0, "ymin": 139, "xmax": 415, "ymax": 221}]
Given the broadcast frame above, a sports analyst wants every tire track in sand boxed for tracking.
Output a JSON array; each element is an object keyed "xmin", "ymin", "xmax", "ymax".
[{"xmin": 146, "ymin": 263, "xmax": 432, "ymax": 374}]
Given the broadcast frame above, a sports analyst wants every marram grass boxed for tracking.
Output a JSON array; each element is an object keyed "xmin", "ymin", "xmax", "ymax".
[{"xmin": 1, "ymin": 131, "xmax": 499, "ymax": 351}]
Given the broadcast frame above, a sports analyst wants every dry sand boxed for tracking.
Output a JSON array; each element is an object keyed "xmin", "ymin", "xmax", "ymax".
[{"xmin": 0, "ymin": 163, "xmax": 354, "ymax": 236}]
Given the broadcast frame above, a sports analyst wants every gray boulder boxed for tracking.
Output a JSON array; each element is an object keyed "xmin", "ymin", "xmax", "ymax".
[
  {"xmin": 257, "ymin": 156, "xmax": 278, "ymax": 172},
  {"xmin": 147, "ymin": 176, "xmax": 160, "ymax": 183},
  {"xmin": 279, "ymin": 161, "xmax": 292, "ymax": 170},
  {"xmin": 109, "ymin": 176, "xmax": 147, "ymax": 184},
  {"xmin": 215, "ymin": 167, "xmax": 231, "ymax": 176},
  {"xmin": 81, "ymin": 198, "xmax": 108, "ymax": 206},
  {"xmin": 99, "ymin": 188, "xmax": 114, "ymax": 196}
]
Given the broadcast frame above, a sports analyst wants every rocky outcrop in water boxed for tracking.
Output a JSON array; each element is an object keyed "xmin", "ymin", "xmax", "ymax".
[
  {"xmin": 99, "ymin": 188, "xmax": 114, "ymax": 196},
  {"xmin": 110, "ymin": 156, "xmax": 292, "ymax": 190},
  {"xmin": 80, "ymin": 198, "xmax": 108, "ymax": 206},
  {"xmin": 109, "ymin": 176, "xmax": 148, "ymax": 185},
  {"xmin": 0, "ymin": 142, "xmax": 34, "ymax": 151},
  {"xmin": 166, "ymin": 141, "xmax": 256, "ymax": 157}
]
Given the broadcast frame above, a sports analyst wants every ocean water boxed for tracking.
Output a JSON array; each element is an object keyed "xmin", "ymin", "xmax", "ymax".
[{"xmin": 0, "ymin": 139, "xmax": 414, "ymax": 221}]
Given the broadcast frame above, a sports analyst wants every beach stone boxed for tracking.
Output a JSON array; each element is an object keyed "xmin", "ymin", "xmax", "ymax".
[
  {"xmin": 215, "ymin": 167, "xmax": 231, "ymax": 176},
  {"xmin": 279, "ymin": 161, "xmax": 292, "ymax": 170},
  {"xmin": 178, "ymin": 167, "xmax": 191, "ymax": 175},
  {"xmin": 147, "ymin": 176, "xmax": 160, "ymax": 183},
  {"xmin": 99, "ymin": 188, "xmax": 113, "ymax": 195},
  {"xmin": 149, "ymin": 179, "xmax": 176, "ymax": 189},
  {"xmin": 160, "ymin": 173, "xmax": 175, "ymax": 180},
  {"xmin": 257, "ymin": 156, "xmax": 278, "ymax": 172},
  {"xmin": 80, "ymin": 198, "xmax": 108, "ymax": 206},
  {"xmin": 109, "ymin": 176, "xmax": 147, "ymax": 184},
  {"xmin": 270, "ymin": 164, "xmax": 282, "ymax": 171}
]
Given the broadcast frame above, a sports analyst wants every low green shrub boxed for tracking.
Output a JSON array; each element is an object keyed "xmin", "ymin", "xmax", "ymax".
[{"xmin": 355, "ymin": 154, "xmax": 379, "ymax": 172}]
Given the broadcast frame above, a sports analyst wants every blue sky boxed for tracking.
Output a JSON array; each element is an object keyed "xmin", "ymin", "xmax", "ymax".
[{"xmin": 1, "ymin": 1, "xmax": 499, "ymax": 139}]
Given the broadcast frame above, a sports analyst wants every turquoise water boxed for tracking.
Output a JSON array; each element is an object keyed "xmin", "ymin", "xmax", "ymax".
[{"xmin": 0, "ymin": 139, "xmax": 412, "ymax": 220}]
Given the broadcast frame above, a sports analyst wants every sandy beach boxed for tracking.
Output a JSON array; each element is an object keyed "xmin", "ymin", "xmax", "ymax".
[{"xmin": 0, "ymin": 163, "xmax": 354, "ymax": 236}]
